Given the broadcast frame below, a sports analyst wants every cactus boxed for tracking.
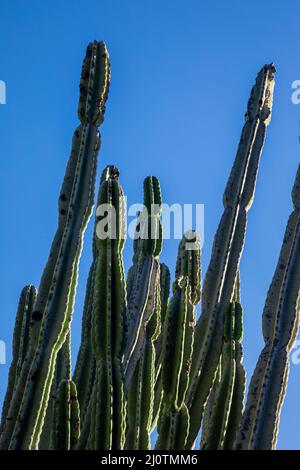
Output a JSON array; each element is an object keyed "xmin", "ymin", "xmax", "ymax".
[
  {"xmin": 124, "ymin": 176, "xmax": 162, "ymax": 389},
  {"xmin": 89, "ymin": 165, "xmax": 127, "ymax": 450},
  {"xmin": 185, "ymin": 63, "xmax": 275, "ymax": 449},
  {"xmin": 125, "ymin": 177, "xmax": 163, "ymax": 449},
  {"xmin": 0, "ymin": 40, "xmax": 110, "ymax": 450},
  {"xmin": 236, "ymin": 165, "xmax": 300, "ymax": 450},
  {"xmin": 0, "ymin": 285, "xmax": 37, "ymax": 435},
  {"xmin": 1, "ymin": 44, "xmax": 299, "ymax": 452}
]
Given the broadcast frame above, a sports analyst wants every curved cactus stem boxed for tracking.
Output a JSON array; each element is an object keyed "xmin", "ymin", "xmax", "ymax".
[
  {"xmin": 236, "ymin": 165, "xmax": 300, "ymax": 450},
  {"xmin": 185, "ymin": 64, "xmax": 275, "ymax": 449},
  {"xmin": 0, "ymin": 285, "xmax": 37, "ymax": 434},
  {"xmin": 90, "ymin": 165, "xmax": 127, "ymax": 450},
  {"xmin": 0, "ymin": 41, "xmax": 110, "ymax": 451}
]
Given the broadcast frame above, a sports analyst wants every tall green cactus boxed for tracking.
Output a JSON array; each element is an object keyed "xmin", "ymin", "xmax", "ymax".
[
  {"xmin": 1, "ymin": 42, "xmax": 299, "ymax": 452},
  {"xmin": 0, "ymin": 40, "xmax": 110, "ymax": 450},
  {"xmin": 236, "ymin": 165, "xmax": 300, "ymax": 450},
  {"xmin": 185, "ymin": 63, "xmax": 275, "ymax": 449},
  {"xmin": 89, "ymin": 165, "xmax": 127, "ymax": 450},
  {"xmin": 125, "ymin": 176, "xmax": 163, "ymax": 449}
]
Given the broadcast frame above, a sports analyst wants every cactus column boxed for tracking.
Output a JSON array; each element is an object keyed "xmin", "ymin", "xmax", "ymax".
[
  {"xmin": 125, "ymin": 176, "xmax": 164, "ymax": 449},
  {"xmin": 124, "ymin": 176, "xmax": 163, "ymax": 389},
  {"xmin": 185, "ymin": 64, "xmax": 275, "ymax": 449},
  {"xmin": 0, "ymin": 41, "xmax": 110, "ymax": 450},
  {"xmin": 89, "ymin": 165, "xmax": 127, "ymax": 450},
  {"xmin": 236, "ymin": 165, "xmax": 300, "ymax": 449}
]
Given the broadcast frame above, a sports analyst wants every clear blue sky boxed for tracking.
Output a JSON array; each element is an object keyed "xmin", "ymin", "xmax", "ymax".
[{"xmin": 0, "ymin": 1, "xmax": 299, "ymax": 449}]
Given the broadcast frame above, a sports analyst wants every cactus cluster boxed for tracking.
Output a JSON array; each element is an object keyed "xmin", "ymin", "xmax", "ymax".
[{"xmin": 0, "ymin": 42, "xmax": 299, "ymax": 451}]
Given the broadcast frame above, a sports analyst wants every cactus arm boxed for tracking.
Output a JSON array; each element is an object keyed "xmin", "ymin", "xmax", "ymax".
[
  {"xmin": 236, "ymin": 166, "xmax": 300, "ymax": 450},
  {"xmin": 90, "ymin": 166, "xmax": 127, "ymax": 450},
  {"xmin": 185, "ymin": 64, "xmax": 275, "ymax": 449},
  {"xmin": 0, "ymin": 41, "xmax": 110, "ymax": 451},
  {"xmin": 162, "ymin": 278, "xmax": 194, "ymax": 411},
  {"xmin": 0, "ymin": 285, "xmax": 37, "ymax": 434},
  {"xmin": 124, "ymin": 176, "xmax": 163, "ymax": 389},
  {"xmin": 151, "ymin": 263, "xmax": 170, "ymax": 430}
]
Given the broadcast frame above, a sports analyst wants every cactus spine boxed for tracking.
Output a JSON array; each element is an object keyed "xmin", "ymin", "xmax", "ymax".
[
  {"xmin": 236, "ymin": 165, "xmax": 300, "ymax": 449},
  {"xmin": 185, "ymin": 64, "xmax": 275, "ymax": 449}
]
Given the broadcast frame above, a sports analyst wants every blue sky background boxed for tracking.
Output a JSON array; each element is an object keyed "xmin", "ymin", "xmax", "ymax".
[{"xmin": 0, "ymin": 0, "xmax": 300, "ymax": 449}]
